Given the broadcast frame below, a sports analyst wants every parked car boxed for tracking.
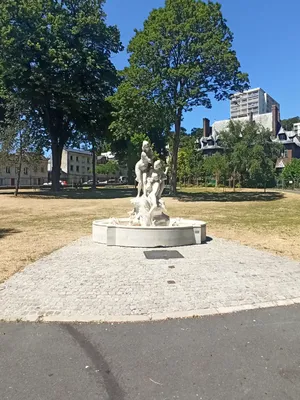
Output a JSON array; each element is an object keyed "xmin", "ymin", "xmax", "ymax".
[{"xmin": 42, "ymin": 180, "xmax": 67, "ymax": 187}]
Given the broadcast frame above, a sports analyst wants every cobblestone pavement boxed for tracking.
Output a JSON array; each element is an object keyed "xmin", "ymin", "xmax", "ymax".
[{"xmin": 1, "ymin": 237, "xmax": 300, "ymax": 322}]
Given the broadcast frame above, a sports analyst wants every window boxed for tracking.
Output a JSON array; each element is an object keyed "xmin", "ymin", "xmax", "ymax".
[
  {"xmin": 87, "ymin": 158, "xmax": 90, "ymax": 163},
  {"xmin": 70, "ymin": 155, "xmax": 73, "ymax": 161},
  {"xmin": 87, "ymin": 167, "xmax": 90, "ymax": 172},
  {"xmin": 6, "ymin": 167, "xmax": 10, "ymax": 174},
  {"xmin": 70, "ymin": 165, "xmax": 74, "ymax": 172},
  {"xmin": 76, "ymin": 166, "xmax": 79, "ymax": 172},
  {"xmin": 76, "ymin": 156, "xmax": 79, "ymax": 162},
  {"xmin": 24, "ymin": 167, "xmax": 28, "ymax": 175},
  {"xmin": 33, "ymin": 166, "xmax": 38, "ymax": 173},
  {"xmin": 41, "ymin": 167, "xmax": 44, "ymax": 173}
]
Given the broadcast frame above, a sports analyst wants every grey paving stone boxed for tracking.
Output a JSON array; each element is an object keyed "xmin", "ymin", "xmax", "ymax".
[{"xmin": 0, "ymin": 236, "xmax": 300, "ymax": 322}]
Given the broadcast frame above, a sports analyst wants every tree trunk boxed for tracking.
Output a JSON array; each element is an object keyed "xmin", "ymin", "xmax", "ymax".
[
  {"xmin": 14, "ymin": 153, "xmax": 22, "ymax": 197},
  {"xmin": 170, "ymin": 112, "xmax": 182, "ymax": 195},
  {"xmin": 92, "ymin": 142, "xmax": 96, "ymax": 190},
  {"xmin": 232, "ymin": 169, "xmax": 236, "ymax": 192},
  {"xmin": 215, "ymin": 172, "xmax": 219, "ymax": 188},
  {"xmin": 51, "ymin": 141, "xmax": 63, "ymax": 192}
]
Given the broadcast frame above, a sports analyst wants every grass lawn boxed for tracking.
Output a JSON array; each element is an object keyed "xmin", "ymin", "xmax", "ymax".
[{"xmin": 0, "ymin": 186, "xmax": 300, "ymax": 283}]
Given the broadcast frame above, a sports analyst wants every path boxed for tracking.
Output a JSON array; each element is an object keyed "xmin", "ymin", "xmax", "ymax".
[
  {"xmin": 1, "ymin": 237, "xmax": 300, "ymax": 322},
  {"xmin": 1, "ymin": 305, "xmax": 300, "ymax": 400}
]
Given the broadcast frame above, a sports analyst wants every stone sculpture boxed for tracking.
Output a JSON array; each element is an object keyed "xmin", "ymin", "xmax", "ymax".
[{"xmin": 130, "ymin": 141, "xmax": 170, "ymax": 227}]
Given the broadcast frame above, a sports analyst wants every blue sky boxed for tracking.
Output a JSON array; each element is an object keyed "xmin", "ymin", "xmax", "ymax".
[{"xmin": 104, "ymin": 0, "xmax": 300, "ymax": 132}]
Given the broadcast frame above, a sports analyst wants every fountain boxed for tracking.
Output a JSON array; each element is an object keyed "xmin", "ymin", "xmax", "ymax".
[{"xmin": 92, "ymin": 140, "xmax": 206, "ymax": 247}]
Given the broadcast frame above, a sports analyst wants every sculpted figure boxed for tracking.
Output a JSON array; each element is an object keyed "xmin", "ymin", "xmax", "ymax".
[
  {"xmin": 134, "ymin": 141, "xmax": 153, "ymax": 197},
  {"xmin": 132, "ymin": 140, "xmax": 169, "ymax": 226},
  {"xmin": 148, "ymin": 160, "xmax": 169, "ymax": 224}
]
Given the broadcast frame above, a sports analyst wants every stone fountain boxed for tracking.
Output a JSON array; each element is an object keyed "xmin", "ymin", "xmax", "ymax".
[{"xmin": 92, "ymin": 140, "xmax": 206, "ymax": 247}]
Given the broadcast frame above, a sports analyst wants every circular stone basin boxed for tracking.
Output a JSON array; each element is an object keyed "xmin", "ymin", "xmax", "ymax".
[{"xmin": 92, "ymin": 218, "xmax": 207, "ymax": 248}]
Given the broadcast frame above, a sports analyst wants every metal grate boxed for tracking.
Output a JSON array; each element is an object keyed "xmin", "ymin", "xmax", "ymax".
[{"xmin": 144, "ymin": 250, "xmax": 184, "ymax": 260}]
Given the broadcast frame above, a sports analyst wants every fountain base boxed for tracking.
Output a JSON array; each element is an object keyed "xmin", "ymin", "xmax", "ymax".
[{"xmin": 92, "ymin": 218, "xmax": 207, "ymax": 248}]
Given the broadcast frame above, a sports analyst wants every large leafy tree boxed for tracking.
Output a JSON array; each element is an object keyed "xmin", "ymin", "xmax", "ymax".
[
  {"xmin": 0, "ymin": 0, "xmax": 122, "ymax": 191},
  {"xmin": 122, "ymin": 0, "xmax": 249, "ymax": 193},
  {"xmin": 221, "ymin": 121, "xmax": 281, "ymax": 190},
  {"xmin": 109, "ymin": 82, "xmax": 169, "ymax": 160},
  {"xmin": 204, "ymin": 153, "xmax": 228, "ymax": 187},
  {"xmin": 76, "ymin": 100, "xmax": 113, "ymax": 189}
]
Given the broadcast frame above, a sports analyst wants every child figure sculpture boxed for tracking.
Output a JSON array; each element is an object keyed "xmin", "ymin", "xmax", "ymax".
[
  {"xmin": 135, "ymin": 141, "xmax": 153, "ymax": 198},
  {"xmin": 132, "ymin": 142, "xmax": 169, "ymax": 227}
]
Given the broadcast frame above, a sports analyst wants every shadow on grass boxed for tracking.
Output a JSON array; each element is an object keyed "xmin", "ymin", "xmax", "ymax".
[
  {"xmin": 0, "ymin": 228, "xmax": 21, "ymax": 239},
  {"xmin": 1, "ymin": 187, "xmax": 137, "ymax": 200},
  {"xmin": 174, "ymin": 191, "xmax": 284, "ymax": 203}
]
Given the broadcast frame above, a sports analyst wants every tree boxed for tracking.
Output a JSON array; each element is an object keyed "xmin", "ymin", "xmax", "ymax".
[
  {"xmin": 281, "ymin": 117, "xmax": 300, "ymax": 131},
  {"xmin": 0, "ymin": 97, "xmax": 43, "ymax": 196},
  {"xmin": 122, "ymin": 0, "xmax": 249, "ymax": 193},
  {"xmin": 177, "ymin": 149, "xmax": 191, "ymax": 185},
  {"xmin": 109, "ymin": 81, "xmax": 169, "ymax": 161},
  {"xmin": 282, "ymin": 159, "xmax": 300, "ymax": 187},
  {"xmin": 204, "ymin": 153, "xmax": 228, "ymax": 187},
  {"xmin": 76, "ymin": 101, "xmax": 113, "ymax": 189},
  {"xmin": 111, "ymin": 132, "xmax": 151, "ymax": 184},
  {"xmin": 221, "ymin": 120, "xmax": 281, "ymax": 190},
  {"xmin": 96, "ymin": 160, "xmax": 119, "ymax": 179},
  {"xmin": 0, "ymin": 0, "xmax": 122, "ymax": 191}
]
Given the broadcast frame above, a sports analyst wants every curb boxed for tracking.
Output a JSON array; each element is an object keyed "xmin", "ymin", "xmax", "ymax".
[{"xmin": 1, "ymin": 298, "xmax": 300, "ymax": 323}]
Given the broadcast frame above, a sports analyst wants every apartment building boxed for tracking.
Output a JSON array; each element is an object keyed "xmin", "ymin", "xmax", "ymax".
[
  {"xmin": 60, "ymin": 148, "xmax": 93, "ymax": 184},
  {"xmin": 48, "ymin": 148, "xmax": 128, "ymax": 184},
  {"xmin": 230, "ymin": 88, "xmax": 280, "ymax": 119},
  {"xmin": 0, "ymin": 156, "xmax": 48, "ymax": 186}
]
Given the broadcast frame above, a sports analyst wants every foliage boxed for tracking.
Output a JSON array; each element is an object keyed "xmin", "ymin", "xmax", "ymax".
[
  {"xmin": 121, "ymin": 0, "xmax": 249, "ymax": 193},
  {"xmin": 0, "ymin": 0, "xmax": 122, "ymax": 191},
  {"xmin": 220, "ymin": 121, "xmax": 282, "ymax": 189},
  {"xmin": 281, "ymin": 116, "xmax": 300, "ymax": 131},
  {"xmin": 109, "ymin": 81, "xmax": 169, "ymax": 160},
  {"xmin": 76, "ymin": 100, "xmax": 113, "ymax": 188},
  {"xmin": 177, "ymin": 149, "xmax": 191, "ymax": 183},
  {"xmin": 111, "ymin": 132, "xmax": 151, "ymax": 184},
  {"xmin": 0, "ymin": 97, "xmax": 43, "ymax": 195},
  {"xmin": 203, "ymin": 153, "xmax": 229, "ymax": 187},
  {"xmin": 96, "ymin": 160, "xmax": 119, "ymax": 177},
  {"xmin": 282, "ymin": 159, "xmax": 300, "ymax": 184}
]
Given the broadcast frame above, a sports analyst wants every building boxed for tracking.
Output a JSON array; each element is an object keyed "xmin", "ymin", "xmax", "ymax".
[
  {"xmin": 230, "ymin": 88, "xmax": 280, "ymax": 119},
  {"xmin": 273, "ymin": 127, "xmax": 300, "ymax": 171},
  {"xmin": 47, "ymin": 149, "xmax": 93, "ymax": 184},
  {"xmin": 61, "ymin": 148, "xmax": 93, "ymax": 184},
  {"xmin": 199, "ymin": 105, "xmax": 281, "ymax": 156},
  {"xmin": 48, "ymin": 148, "xmax": 128, "ymax": 184},
  {"xmin": 293, "ymin": 122, "xmax": 300, "ymax": 135},
  {"xmin": 0, "ymin": 155, "xmax": 48, "ymax": 187}
]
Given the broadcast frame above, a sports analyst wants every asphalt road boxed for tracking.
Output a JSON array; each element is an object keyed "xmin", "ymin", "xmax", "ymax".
[{"xmin": 1, "ymin": 305, "xmax": 300, "ymax": 400}]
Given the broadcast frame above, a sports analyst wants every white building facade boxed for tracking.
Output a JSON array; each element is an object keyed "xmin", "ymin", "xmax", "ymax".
[
  {"xmin": 293, "ymin": 122, "xmax": 300, "ymax": 135},
  {"xmin": 0, "ymin": 156, "xmax": 48, "ymax": 187},
  {"xmin": 48, "ymin": 148, "xmax": 128, "ymax": 184},
  {"xmin": 230, "ymin": 88, "xmax": 280, "ymax": 119}
]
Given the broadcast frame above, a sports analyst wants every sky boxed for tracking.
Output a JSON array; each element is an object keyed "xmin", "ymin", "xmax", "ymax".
[{"xmin": 104, "ymin": 0, "xmax": 300, "ymax": 132}]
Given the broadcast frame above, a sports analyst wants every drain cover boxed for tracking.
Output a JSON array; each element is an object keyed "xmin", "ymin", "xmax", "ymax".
[{"xmin": 144, "ymin": 250, "xmax": 184, "ymax": 260}]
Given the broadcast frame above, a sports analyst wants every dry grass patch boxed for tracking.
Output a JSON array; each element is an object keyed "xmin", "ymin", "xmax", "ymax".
[{"xmin": 0, "ymin": 187, "xmax": 300, "ymax": 282}]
